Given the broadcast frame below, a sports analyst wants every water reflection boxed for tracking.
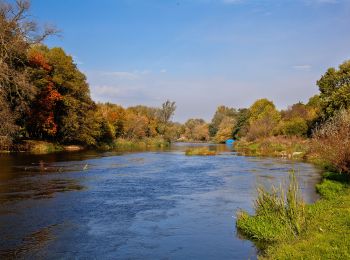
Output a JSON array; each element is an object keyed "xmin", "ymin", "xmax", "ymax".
[
  {"xmin": 0, "ymin": 224, "xmax": 59, "ymax": 259},
  {"xmin": 0, "ymin": 178, "xmax": 84, "ymax": 203}
]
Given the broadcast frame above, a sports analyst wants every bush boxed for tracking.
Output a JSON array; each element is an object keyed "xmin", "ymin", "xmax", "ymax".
[
  {"xmin": 236, "ymin": 172, "xmax": 306, "ymax": 242},
  {"xmin": 279, "ymin": 117, "xmax": 308, "ymax": 137},
  {"xmin": 312, "ymin": 109, "xmax": 350, "ymax": 174}
]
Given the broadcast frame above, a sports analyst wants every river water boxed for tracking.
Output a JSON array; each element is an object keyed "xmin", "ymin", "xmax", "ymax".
[{"xmin": 0, "ymin": 143, "xmax": 321, "ymax": 259}]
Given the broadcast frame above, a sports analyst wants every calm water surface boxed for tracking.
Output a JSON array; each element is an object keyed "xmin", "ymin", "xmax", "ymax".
[{"xmin": 0, "ymin": 143, "xmax": 321, "ymax": 259}]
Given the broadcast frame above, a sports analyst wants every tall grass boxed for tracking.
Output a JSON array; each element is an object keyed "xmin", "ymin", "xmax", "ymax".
[{"xmin": 236, "ymin": 171, "xmax": 306, "ymax": 242}]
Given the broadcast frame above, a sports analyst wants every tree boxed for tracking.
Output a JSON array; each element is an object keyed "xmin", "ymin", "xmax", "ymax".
[
  {"xmin": 0, "ymin": 0, "xmax": 56, "ymax": 146},
  {"xmin": 124, "ymin": 112, "xmax": 149, "ymax": 140},
  {"xmin": 42, "ymin": 47, "xmax": 97, "ymax": 144},
  {"xmin": 209, "ymin": 106, "xmax": 237, "ymax": 137},
  {"xmin": 232, "ymin": 108, "xmax": 249, "ymax": 139},
  {"xmin": 246, "ymin": 99, "xmax": 281, "ymax": 140},
  {"xmin": 183, "ymin": 118, "xmax": 209, "ymax": 141},
  {"xmin": 214, "ymin": 117, "xmax": 236, "ymax": 143},
  {"xmin": 157, "ymin": 100, "xmax": 176, "ymax": 123},
  {"xmin": 27, "ymin": 83, "xmax": 62, "ymax": 138},
  {"xmin": 317, "ymin": 60, "xmax": 350, "ymax": 119}
]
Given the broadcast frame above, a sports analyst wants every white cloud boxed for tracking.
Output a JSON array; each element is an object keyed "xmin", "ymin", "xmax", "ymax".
[
  {"xmin": 100, "ymin": 71, "xmax": 139, "ymax": 80},
  {"xmin": 160, "ymin": 69, "xmax": 167, "ymax": 73},
  {"xmin": 99, "ymin": 70, "xmax": 151, "ymax": 80},
  {"xmin": 292, "ymin": 64, "xmax": 312, "ymax": 70}
]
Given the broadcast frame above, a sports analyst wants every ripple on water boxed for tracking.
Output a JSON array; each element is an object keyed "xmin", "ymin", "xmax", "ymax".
[{"xmin": 0, "ymin": 144, "xmax": 321, "ymax": 259}]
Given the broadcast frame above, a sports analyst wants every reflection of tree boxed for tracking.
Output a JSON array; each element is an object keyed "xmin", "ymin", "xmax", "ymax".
[
  {"xmin": 0, "ymin": 178, "xmax": 84, "ymax": 203},
  {"xmin": 0, "ymin": 224, "xmax": 59, "ymax": 259}
]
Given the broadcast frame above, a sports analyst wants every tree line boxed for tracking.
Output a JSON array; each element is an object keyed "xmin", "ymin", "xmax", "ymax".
[{"xmin": 1, "ymin": 0, "xmax": 349, "ymax": 151}]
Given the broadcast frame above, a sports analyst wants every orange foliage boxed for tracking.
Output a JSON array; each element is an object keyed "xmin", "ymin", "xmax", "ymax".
[
  {"xmin": 28, "ymin": 51, "xmax": 52, "ymax": 71},
  {"xmin": 28, "ymin": 83, "xmax": 62, "ymax": 137}
]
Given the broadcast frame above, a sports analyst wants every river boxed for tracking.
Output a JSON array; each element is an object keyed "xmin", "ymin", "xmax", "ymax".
[{"xmin": 0, "ymin": 143, "xmax": 321, "ymax": 259}]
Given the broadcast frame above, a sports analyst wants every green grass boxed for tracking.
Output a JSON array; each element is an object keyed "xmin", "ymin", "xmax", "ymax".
[
  {"xmin": 185, "ymin": 147, "xmax": 217, "ymax": 156},
  {"xmin": 236, "ymin": 172, "xmax": 350, "ymax": 259},
  {"xmin": 237, "ymin": 172, "xmax": 306, "ymax": 243}
]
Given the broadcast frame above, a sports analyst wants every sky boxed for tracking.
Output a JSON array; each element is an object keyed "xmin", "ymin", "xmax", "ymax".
[{"xmin": 29, "ymin": 0, "xmax": 350, "ymax": 122}]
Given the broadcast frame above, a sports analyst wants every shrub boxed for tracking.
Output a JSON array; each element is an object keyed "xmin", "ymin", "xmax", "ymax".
[
  {"xmin": 312, "ymin": 109, "xmax": 350, "ymax": 174},
  {"xmin": 279, "ymin": 117, "xmax": 308, "ymax": 137},
  {"xmin": 236, "ymin": 172, "xmax": 306, "ymax": 242}
]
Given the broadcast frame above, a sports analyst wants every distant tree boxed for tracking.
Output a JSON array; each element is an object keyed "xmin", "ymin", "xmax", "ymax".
[
  {"xmin": 214, "ymin": 117, "xmax": 236, "ymax": 143},
  {"xmin": 246, "ymin": 99, "xmax": 281, "ymax": 140},
  {"xmin": 183, "ymin": 118, "xmax": 209, "ymax": 141},
  {"xmin": 232, "ymin": 108, "xmax": 250, "ymax": 139},
  {"xmin": 209, "ymin": 106, "xmax": 237, "ymax": 137},
  {"xmin": 124, "ymin": 113, "xmax": 149, "ymax": 140},
  {"xmin": 157, "ymin": 100, "xmax": 176, "ymax": 124},
  {"xmin": 317, "ymin": 60, "xmax": 350, "ymax": 119},
  {"xmin": 97, "ymin": 103, "xmax": 126, "ymax": 138},
  {"xmin": 163, "ymin": 122, "xmax": 183, "ymax": 141}
]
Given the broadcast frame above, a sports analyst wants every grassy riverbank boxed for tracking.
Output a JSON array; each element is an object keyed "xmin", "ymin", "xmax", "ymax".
[
  {"xmin": 97, "ymin": 137, "xmax": 170, "ymax": 151},
  {"xmin": 236, "ymin": 170, "xmax": 350, "ymax": 259},
  {"xmin": 1, "ymin": 137, "xmax": 170, "ymax": 154},
  {"xmin": 234, "ymin": 136, "xmax": 310, "ymax": 160}
]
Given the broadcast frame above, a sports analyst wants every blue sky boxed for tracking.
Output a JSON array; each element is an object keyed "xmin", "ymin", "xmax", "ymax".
[{"xmin": 30, "ymin": 0, "xmax": 350, "ymax": 122}]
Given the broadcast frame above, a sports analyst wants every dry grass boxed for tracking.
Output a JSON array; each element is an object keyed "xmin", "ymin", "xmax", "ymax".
[
  {"xmin": 185, "ymin": 147, "xmax": 217, "ymax": 156},
  {"xmin": 312, "ymin": 109, "xmax": 350, "ymax": 174}
]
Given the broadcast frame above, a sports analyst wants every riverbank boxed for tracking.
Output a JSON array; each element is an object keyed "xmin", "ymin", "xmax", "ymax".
[
  {"xmin": 235, "ymin": 137, "xmax": 350, "ymax": 259},
  {"xmin": 234, "ymin": 136, "xmax": 310, "ymax": 160},
  {"xmin": 0, "ymin": 140, "xmax": 80, "ymax": 154},
  {"xmin": 1, "ymin": 137, "xmax": 170, "ymax": 154}
]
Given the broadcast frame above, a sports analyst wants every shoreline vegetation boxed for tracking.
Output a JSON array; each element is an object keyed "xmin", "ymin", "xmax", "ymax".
[
  {"xmin": 185, "ymin": 147, "xmax": 217, "ymax": 156},
  {"xmin": 236, "ymin": 170, "xmax": 350, "ymax": 259},
  {"xmin": 234, "ymin": 112, "xmax": 350, "ymax": 258}
]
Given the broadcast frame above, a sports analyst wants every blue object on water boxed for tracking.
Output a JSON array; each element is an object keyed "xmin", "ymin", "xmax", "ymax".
[{"xmin": 225, "ymin": 139, "xmax": 235, "ymax": 145}]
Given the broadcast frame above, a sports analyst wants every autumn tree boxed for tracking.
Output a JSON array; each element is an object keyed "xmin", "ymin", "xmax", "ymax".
[
  {"xmin": 317, "ymin": 60, "xmax": 350, "ymax": 119},
  {"xmin": 157, "ymin": 100, "xmax": 176, "ymax": 124},
  {"xmin": 156, "ymin": 100, "xmax": 176, "ymax": 138},
  {"xmin": 209, "ymin": 106, "xmax": 237, "ymax": 137},
  {"xmin": 246, "ymin": 99, "xmax": 281, "ymax": 140},
  {"xmin": 214, "ymin": 117, "xmax": 236, "ymax": 143},
  {"xmin": 183, "ymin": 118, "xmax": 209, "ymax": 141},
  {"xmin": 0, "ymin": 0, "xmax": 56, "ymax": 146}
]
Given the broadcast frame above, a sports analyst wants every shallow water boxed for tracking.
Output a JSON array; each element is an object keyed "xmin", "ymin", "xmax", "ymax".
[{"xmin": 0, "ymin": 143, "xmax": 321, "ymax": 259}]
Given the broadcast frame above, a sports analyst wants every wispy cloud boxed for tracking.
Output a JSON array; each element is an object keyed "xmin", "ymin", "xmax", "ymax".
[
  {"xmin": 292, "ymin": 64, "xmax": 312, "ymax": 70},
  {"xmin": 304, "ymin": 0, "xmax": 339, "ymax": 5},
  {"xmin": 100, "ymin": 70, "xmax": 151, "ymax": 80},
  {"xmin": 222, "ymin": 0, "xmax": 244, "ymax": 4}
]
